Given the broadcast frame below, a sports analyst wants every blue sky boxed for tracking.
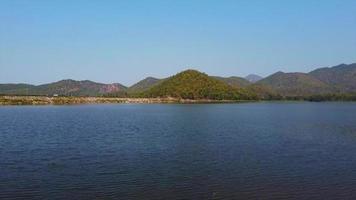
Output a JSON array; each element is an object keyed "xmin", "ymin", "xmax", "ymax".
[{"xmin": 1, "ymin": 0, "xmax": 355, "ymax": 86}]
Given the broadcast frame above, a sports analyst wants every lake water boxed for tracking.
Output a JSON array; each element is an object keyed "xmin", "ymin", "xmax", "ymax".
[{"xmin": 1, "ymin": 102, "xmax": 356, "ymax": 199}]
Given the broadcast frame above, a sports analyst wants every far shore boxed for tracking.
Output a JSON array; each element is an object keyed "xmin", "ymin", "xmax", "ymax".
[
  {"xmin": 0, "ymin": 96, "xmax": 243, "ymax": 105},
  {"xmin": 1, "ymin": 95, "xmax": 355, "ymax": 106}
]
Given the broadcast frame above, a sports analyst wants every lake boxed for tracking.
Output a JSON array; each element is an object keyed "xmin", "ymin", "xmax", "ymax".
[{"xmin": 1, "ymin": 102, "xmax": 356, "ymax": 199}]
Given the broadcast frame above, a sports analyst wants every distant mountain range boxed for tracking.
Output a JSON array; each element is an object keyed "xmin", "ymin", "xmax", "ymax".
[
  {"xmin": 0, "ymin": 79, "xmax": 127, "ymax": 96},
  {"xmin": 257, "ymin": 72, "xmax": 332, "ymax": 96},
  {"xmin": 256, "ymin": 63, "xmax": 356, "ymax": 96},
  {"xmin": 309, "ymin": 63, "xmax": 356, "ymax": 93},
  {"xmin": 1, "ymin": 63, "xmax": 355, "ymax": 100}
]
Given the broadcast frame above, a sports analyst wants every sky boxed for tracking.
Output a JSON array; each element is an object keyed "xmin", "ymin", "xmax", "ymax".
[{"xmin": 1, "ymin": 0, "xmax": 356, "ymax": 86}]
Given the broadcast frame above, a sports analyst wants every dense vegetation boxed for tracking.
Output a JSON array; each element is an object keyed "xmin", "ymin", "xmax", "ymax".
[
  {"xmin": 1, "ymin": 63, "xmax": 355, "ymax": 101},
  {"xmin": 0, "ymin": 80, "xmax": 127, "ymax": 97},
  {"xmin": 144, "ymin": 70, "xmax": 257, "ymax": 100},
  {"xmin": 127, "ymin": 77, "xmax": 163, "ymax": 93},
  {"xmin": 257, "ymin": 72, "xmax": 333, "ymax": 96},
  {"xmin": 310, "ymin": 94, "xmax": 356, "ymax": 101},
  {"xmin": 309, "ymin": 63, "xmax": 356, "ymax": 93},
  {"xmin": 0, "ymin": 84, "xmax": 37, "ymax": 95},
  {"xmin": 211, "ymin": 76, "xmax": 250, "ymax": 88},
  {"xmin": 245, "ymin": 84, "xmax": 282, "ymax": 100},
  {"xmin": 256, "ymin": 63, "xmax": 356, "ymax": 97}
]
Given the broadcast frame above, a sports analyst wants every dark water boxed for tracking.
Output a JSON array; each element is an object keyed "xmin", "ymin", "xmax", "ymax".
[{"xmin": 1, "ymin": 103, "xmax": 356, "ymax": 200}]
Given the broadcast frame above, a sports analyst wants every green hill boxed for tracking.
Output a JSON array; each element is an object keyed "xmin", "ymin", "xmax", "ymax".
[
  {"xmin": 257, "ymin": 72, "xmax": 333, "ymax": 97},
  {"xmin": 0, "ymin": 84, "xmax": 36, "ymax": 95},
  {"xmin": 145, "ymin": 70, "xmax": 256, "ymax": 100},
  {"xmin": 309, "ymin": 63, "xmax": 356, "ymax": 93},
  {"xmin": 246, "ymin": 84, "xmax": 281, "ymax": 100},
  {"xmin": 0, "ymin": 80, "xmax": 127, "ymax": 96},
  {"xmin": 1, "ymin": 63, "xmax": 356, "ymax": 99},
  {"xmin": 211, "ymin": 76, "xmax": 250, "ymax": 88}
]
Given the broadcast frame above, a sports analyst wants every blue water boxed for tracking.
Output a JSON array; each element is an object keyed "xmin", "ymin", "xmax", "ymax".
[{"xmin": 1, "ymin": 102, "xmax": 356, "ymax": 199}]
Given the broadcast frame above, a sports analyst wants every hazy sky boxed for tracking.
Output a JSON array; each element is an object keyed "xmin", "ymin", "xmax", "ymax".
[{"xmin": 1, "ymin": 0, "xmax": 356, "ymax": 86}]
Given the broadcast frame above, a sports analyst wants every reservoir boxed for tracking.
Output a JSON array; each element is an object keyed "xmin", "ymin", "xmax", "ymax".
[{"xmin": 1, "ymin": 102, "xmax": 356, "ymax": 199}]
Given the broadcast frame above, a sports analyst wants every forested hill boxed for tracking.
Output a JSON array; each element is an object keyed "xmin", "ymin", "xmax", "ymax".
[
  {"xmin": 127, "ymin": 77, "xmax": 163, "ymax": 93},
  {"xmin": 256, "ymin": 63, "xmax": 356, "ymax": 97},
  {"xmin": 144, "ymin": 70, "xmax": 257, "ymax": 100},
  {"xmin": 257, "ymin": 72, "xmax": 333, "ymax": 96},
  {"xmin": 0, "ymin": 80, "xmax": 127, "ymax": 96},
  {"xmin": 309, "ymin": 63, "xmax": 356, "ymax": 93},
  {"xmin": 1, "ymin": 63, "xmax": 356, "ymax": 100},
  {"xmin": 211, "ymin": 76, "xmax": 250, "ymax": 88}
]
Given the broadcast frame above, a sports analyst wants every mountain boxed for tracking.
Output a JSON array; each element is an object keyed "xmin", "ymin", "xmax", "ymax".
[
  {"xmin": 1, "ymin": 63, "xmax": 356, "ymax": 99},
  {"xmin": 245, "ymin": 74, "xmax": 263, "ymax": 83},
  {"xmin": 246, "ymin": 84, "xmax": 281, "ymax": 100},
  {"xmin": 145, "ymin": 70, "xmax": 256, "ymax": 100},
  {"xmin": 129, "ymin": 75, "xmax": 251, "ymax": 94},
  {"xmin": 34, "ymin": 80, "xmax": 127, "ymax": 96},
  {"xmin": 128, "ymin": 77, "xmax": 163, "ymax": 93},
  {"xmin": 0, "ymin": 80, "xmax": 127, "ymax": 96},
  {"xmin": 256, "ymin": 63, "xmax": 356, "ymax": 97},
  {"xmin": 0, "ymin": 84, "xmax": 36, "ymax": 95},
  {"xmin": 309, "ymin": 63, "xmax": 356, "ymax": 93},
  {"xmin": 257, "ymin": 72, "xmax": 332, "ymax": 96},
  {"xmin": 212, "ymin": 76, "xmax": 250, "ymax": 88}
]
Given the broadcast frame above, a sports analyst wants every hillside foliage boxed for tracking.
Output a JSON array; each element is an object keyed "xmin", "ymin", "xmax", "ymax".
[
  {"xmin": 1, "ymin": 63, "xmax": 356, "ymax": 101},
  {"xmin": 127, "ymin": 77, "xmax": 163, "ymax": 93},
  {"xmin": 212, "ymin": 76, "xmax": 250, "ymax": 88},
  {"xmin": 144, "ymin": 70, "xmax": 257, "ymax": 100},
  {"xmin": 257, "ymin": 72, "xmax": 333, "ymax": 96}
]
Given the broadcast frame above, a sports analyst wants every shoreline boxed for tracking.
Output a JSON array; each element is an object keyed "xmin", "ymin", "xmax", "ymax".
[
  {"xmin": 1, "ymin": 96, "xmax": 355, "ymax": 106},
  {"xmin": 0, "ymin": 96, "xmax": 241, "ymax": 105}
]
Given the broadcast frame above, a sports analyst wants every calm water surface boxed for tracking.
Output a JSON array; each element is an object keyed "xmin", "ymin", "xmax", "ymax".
[{"xmin": 1, "ymin": 102, "xmax": 356, "ymax": 199}]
